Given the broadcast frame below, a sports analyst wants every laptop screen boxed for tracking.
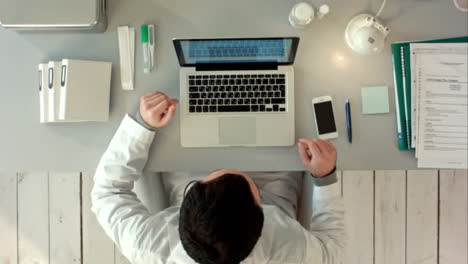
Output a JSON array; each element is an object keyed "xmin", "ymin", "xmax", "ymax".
[{"xmin": 173, "ymin": 37, "xmax": 299, "ymax": 66}]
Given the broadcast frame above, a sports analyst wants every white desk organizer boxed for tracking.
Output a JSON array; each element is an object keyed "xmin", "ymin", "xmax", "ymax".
[{"xmin": 38, "ymin": 59, "xmax": 112, "ymax": 123}]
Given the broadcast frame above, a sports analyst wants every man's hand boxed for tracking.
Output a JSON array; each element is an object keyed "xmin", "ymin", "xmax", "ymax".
[
  {"xmin": 298, "ymin": 138, "xmax": 337, "ymax": 177},
  {"xmin": 139, "ymin": 91, "xmax": 179, "ymax": 129}
]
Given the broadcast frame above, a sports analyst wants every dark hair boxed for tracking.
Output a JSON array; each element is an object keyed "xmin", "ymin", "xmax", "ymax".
[{"xmin": 179, "ymin": 173, "xmax": 264, "ymax": 264}]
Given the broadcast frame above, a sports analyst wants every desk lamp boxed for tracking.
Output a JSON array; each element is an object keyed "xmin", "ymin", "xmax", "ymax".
[{"xmin": 344, "ymin": 0, "xmax": 390, "ymax": 55}]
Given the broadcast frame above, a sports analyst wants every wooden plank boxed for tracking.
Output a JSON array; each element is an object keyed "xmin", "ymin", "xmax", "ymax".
[
  {"xmin": 82, "ymin": 172, "xmax": 114, "ymax": 264},
  {"xmin": 114, "ymin": 247, "xmax": 131, "ymax": 264},
  {"xmin": 343, "ymin": 170, "xmax": 374, "ymax": 264},
  {"xmin": 439, "ymin": 169, "xmax": 468, "ymax": 264},
  {"xmin": 17, "ymin": 172, "xmax": 49, "ymax": 264},
  {"xmin": 49, "ymin": 172, "xmax": 81, "ymax": 264},
  {"xmin": 406, "ymin": 170, "xmax": 438, "ymax": 264},
  {"xmin": 0, "ymin": 172, "xmax": 18, "ymax": 264},
  {"xmin": 374, "ymin": 170, "xmax": 406, "ymax": 264}
]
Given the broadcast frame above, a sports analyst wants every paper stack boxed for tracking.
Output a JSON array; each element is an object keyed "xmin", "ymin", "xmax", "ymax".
[
  {"xmin": 38, "ymin": 59, "xmax": 112, "ymax": 123},
  {"xmin": 391, "ymin": 37, "xmax": 468, "ymax": 168}
]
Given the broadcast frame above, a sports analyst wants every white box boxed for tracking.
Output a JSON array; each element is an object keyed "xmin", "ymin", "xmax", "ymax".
[{"xmin": 59, "ymin": 59, "xmax": 112, "ymax": 122}]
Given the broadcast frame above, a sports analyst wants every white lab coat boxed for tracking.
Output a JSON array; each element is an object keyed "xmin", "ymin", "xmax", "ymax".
[{"xmin": 92, "ymin": 115, "xmax": 345, "ymax": 264}]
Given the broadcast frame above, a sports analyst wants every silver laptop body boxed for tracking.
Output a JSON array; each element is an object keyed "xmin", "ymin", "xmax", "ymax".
[{"xmin": 173, "ymin": 37, "xmax": 300, "ymax": 147}]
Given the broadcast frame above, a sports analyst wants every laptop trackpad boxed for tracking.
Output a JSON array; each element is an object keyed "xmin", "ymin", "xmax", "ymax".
[{"xmin": 219, "ymin": 117, "xmax": 257, "ymax": 145}]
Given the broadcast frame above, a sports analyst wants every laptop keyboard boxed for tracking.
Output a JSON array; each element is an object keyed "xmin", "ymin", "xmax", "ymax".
[{"xmin": 187, "ymin": 74, "xmax": 287, "ymax": 113}]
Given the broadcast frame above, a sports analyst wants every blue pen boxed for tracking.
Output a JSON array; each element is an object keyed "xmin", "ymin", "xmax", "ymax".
[{"xmin": 345, "ymin": 99, "xmax": 352, "ymax": 143}]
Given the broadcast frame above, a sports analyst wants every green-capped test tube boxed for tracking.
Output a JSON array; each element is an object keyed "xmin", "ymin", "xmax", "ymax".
[{"xmin": 140, "ymin": 24, "xmax": 151, "ymax": 73}]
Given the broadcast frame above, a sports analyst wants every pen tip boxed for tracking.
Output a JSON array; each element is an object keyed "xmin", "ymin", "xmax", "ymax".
[{"xmin": 346, "ymin": 98, "xmax": 349, "ymax": 103}]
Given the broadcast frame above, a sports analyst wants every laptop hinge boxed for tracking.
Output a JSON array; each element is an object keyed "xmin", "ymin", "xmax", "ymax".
[{"xmin": 195, "ymin": 63, "xmax": 278, "ymax": 71}]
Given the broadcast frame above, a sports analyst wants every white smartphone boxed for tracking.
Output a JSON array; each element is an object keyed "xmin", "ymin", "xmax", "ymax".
[{"xmin": 312, "ymin": 96, "xmax": 339, "ymax": 139}]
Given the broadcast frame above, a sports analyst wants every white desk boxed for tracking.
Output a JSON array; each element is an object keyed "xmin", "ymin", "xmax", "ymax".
[{"xmin": 0, "ymin": 0, "xmax": 466, "ymax": 171}]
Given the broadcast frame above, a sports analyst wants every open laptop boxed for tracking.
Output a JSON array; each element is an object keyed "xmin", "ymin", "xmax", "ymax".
[{"xmin": 173, "ymin": 37, "xmax": 300, "ymax": 147}]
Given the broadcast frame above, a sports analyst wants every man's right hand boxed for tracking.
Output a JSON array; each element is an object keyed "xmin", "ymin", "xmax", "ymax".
[
  {"xmin": 139, "ymin": 91, "xmax": 179, "ymax": 129},
  {"xmin": 298, "ymin": 138, "xmax": 337, "ymax": 178}
]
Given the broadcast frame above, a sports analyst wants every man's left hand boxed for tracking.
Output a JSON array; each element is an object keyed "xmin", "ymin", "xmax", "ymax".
[
  {"xmin": 139, "ymin": 91, "xmax": 179, "ymax": 129},
  {"xmin": 298, "ymin": 138, "xmax": 337, "ymax": 178}
]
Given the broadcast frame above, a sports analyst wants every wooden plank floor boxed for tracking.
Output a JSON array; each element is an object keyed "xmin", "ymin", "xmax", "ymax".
[{"xmin": 0, "ymin": 170, "xmax": 467, "ymax": 264}]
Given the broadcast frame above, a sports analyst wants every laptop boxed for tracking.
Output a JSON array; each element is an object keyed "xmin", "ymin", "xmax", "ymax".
[{"xmin": 173, "ymin": 37, "xmax": 300, "ymax": 147}]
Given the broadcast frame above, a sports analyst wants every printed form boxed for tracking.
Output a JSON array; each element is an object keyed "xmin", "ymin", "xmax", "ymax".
[{"xmin": 412, "ymin": 43, "xmax": 468, "ymax": 168}]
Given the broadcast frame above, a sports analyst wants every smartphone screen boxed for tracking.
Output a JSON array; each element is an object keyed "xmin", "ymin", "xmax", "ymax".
[{"xmin": 314, "ymin": 101, "xmax": 337, "ymax": 134}]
